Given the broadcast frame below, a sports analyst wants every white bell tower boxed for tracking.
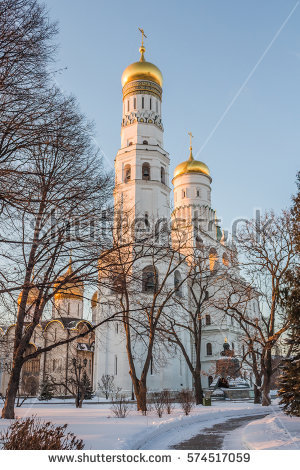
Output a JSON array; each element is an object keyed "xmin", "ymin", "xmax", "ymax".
[{"xmin": 114, "ymin": 30, "xmax": 170, "ymax": 238}]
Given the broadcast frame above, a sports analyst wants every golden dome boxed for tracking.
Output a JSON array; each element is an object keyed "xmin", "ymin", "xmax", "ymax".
[
  {"xmin": 91, "ymin": 291, "xmax": 98, "ymax": 309},
  {"xmin": 18, "ymin": 286, "xmax": 40, "ymax": 306},
  {"xmin": 54, "ymin": 259, "xmax": 84, "ymax": 301},
  {"xmin": 173, "ymin": 147, "xmax": 210, "ymax": 180},
  {"xmin": 121, "ymin": 45, "xmax": 163, "ymax": 88}
]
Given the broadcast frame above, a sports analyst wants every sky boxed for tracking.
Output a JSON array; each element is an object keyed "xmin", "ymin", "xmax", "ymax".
[{"xmin": 45, "ymin": 0, "xmax": 299, "ymax": 234}]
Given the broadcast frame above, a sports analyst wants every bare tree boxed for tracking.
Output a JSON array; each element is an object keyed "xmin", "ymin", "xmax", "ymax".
[
  {"xmin": 218, "ymin": 211, "xmax": 296, "ymax": 406},
  {"xmin": 99, "ymin": 226, "xmax": 191, "ymax": 412}
]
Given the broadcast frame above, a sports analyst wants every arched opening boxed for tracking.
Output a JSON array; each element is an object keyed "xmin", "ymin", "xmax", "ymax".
[
  {"xmin": 160, "ymin": 167, "xmax": 165, "ymax": 184},
  {"xmin": 124, "ymin": 164, "xmax": 131, "ymax": 182},
  {"xmin": 143, "ymin": 140, "xmax": 148, "ymax": 145},
  {"xmin": 206, "ymin": 342, "xmax": 212, "ymax": 356},
  {"xmin": 222, "ymin": 252, "xmax": 229, "ymax": 267},
  {"xmin": 142, "ymin": 266, "xmax": 157, "ymax": 293},
  {"xmin": 174, "ymin": 270, "xmax": 182, "ymax": 297},
  {"xmin": 209, "ymin": 248, "xmax": 219, "ymax": 272},
  {"xmin": 195, "ymin": 236, "xmax": 203, "ymax": 250},
  {"xmin": 142, "ymin": 162, "xmax": 150, "ymax": 181},
  {"xmin": 144, "ymin": 213, "xmax": 150, "ymax": 228}
]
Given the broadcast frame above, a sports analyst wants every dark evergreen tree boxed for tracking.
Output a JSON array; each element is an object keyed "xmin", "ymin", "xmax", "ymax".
[
  {"xmin": 278, "ymin": 175, "xmax": 300, "ymax": 416},
  {"xmin": 39, "ymin": 377, "xmax": 54, "ymax": 401},
  {"xmin": 82, "ymin": 372, "xmax": 94, "ymax": 400}
]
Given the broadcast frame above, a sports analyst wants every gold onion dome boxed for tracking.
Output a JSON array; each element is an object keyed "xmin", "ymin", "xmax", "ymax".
[
  {"xmin": 173, "ymin": 145, "xmax": 210, "ymax": 180},
  {"xmin": 18, "ymin": 285, "xmax": 39, "ymax": 306},
  {"xmin": 91, "ymin": 291, "xmax": 98, "ymax": 309},
  {"xmin": 121, "ymin": 43, "xmax": 163, "ymax": 88},
  {"xmin": 54, "ymin": 258, "xmax": 84, "ymax": 301}
]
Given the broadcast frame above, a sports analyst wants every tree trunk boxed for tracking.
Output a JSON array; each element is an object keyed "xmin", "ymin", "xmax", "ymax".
[
  {"xmin": 253, "ymin": 384, "xmax": 262, "ymax": 404},
  {"xmin": 1, "ymin": 358, "xmax": 23, "ymax": 419},
  {"xmin": 194, "ymin": 372, "xmax": 204, "ymax": 405},
  {"xmin": 262, "ymin": 351, "xmax": 272, "ymax": 406},
  {"xmin": 135, "ymin": 380, "xmax": 147, "ymax": 412}
]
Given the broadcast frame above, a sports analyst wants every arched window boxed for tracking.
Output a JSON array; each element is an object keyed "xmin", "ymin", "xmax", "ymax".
[
  {"xmin": 161, "ymin": 167, "xmax": 165, "ymax": 184},
  {"xmin": 222, "ymin": 252, "xmax": 229, "ymax": 267},
  {"xmin": 196, "ymin": 189, "xmax": 200, "ymax": 197},
  {"xmin": 142, "ymin": 162, "xmax": 150, "ymax": 180},
  {"xmin": 144, "ymin": 213, "xmax": 149, "ymax": 227},
  {"xmin": 124, "ymin": 164, "xmax": 131, "ymax": 182},
  {"xmin": 209, "ymin": 248, "xmax": 219, "ymax": 272},
  {"xmin": 174, "ymin": 270, "xmax": 182, "ymax": 296},
  {"xmin": 142, "ymin": 96, "xmax": 144, "ymax": 109},
  {"xmin": 195, "ymin": 236, "xmax": 203, "ymax": 250},
  {"xmin": 142, "ymin": 266, "xmax": 157, "ymax": 293},
  {"xmin": 205, "ymin": 314, "xmax": 211, "ymax": 325},
  {"xmin": 206, "ymin": 343, "xmax": 212, "ymax": 356},
  {"xmin": 143, "ymin": 140, "xmax": 148, "ymax": 145},
  {"xmin": 208, "ymin": 375, "xmax": 213, "ymax": 386}
]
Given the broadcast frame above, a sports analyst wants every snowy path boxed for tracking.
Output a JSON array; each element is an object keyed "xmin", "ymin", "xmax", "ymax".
[{"xmin": 171, "ymin": 414, "xmax": 270, "ymax": 450}]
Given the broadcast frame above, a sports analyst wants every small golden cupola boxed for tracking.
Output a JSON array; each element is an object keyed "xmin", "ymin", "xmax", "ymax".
[
  {"xmin": 54, "ymin": 258, "xmax": 84, "ymax": 301},
  {"xmin": 121, "ymin": 28, "xmax": 163, "ymax": 89},
  {"xmin": 173, "ymin": 133, "xmax": 210, "ymax": 181}
]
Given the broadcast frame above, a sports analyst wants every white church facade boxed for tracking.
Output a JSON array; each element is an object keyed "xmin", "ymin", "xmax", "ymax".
[{"xmin": 91, "ymin": 36, "xmax": 257, "ymax": 395}]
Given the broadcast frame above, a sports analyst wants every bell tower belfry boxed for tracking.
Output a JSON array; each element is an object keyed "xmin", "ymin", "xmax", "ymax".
[{"xmin": 114, "ymin": 29, "xmax": 170, "ymax": 236}]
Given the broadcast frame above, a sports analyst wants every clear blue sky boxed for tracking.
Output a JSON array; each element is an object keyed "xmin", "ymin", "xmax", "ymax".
[{"xmin": 46, "ymin": 0, "xmax": 299, "ymax": 233}]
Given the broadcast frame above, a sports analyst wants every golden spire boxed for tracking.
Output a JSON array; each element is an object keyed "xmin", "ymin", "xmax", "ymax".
[
  {"xmin": 67, "ymin": 248, "xmax": 73, "ymax": 275},
  {"xmin": 138, "ymin": 27, "xmax": 147, "ymax": 62},
  {"xmin": 188, "ymin": 132, "xmax": 194, "ymax": 161}
]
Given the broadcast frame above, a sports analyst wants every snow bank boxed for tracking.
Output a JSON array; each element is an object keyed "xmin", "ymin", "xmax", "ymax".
[
  {"xmin": 0, "ymin": 401, "xmax": 280, "ymax": 450},
  {"xmin": 241, "ymin": 413, "xmax": 300, "ymax": 450}
]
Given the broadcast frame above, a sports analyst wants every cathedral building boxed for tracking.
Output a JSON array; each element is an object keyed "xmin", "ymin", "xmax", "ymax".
[{"xmin": 92, "ymin": 35, "xmax": 258, "ymax": 395}]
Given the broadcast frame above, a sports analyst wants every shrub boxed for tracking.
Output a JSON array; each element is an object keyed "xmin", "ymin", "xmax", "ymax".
[
  {"xmin": 152, "ymin": 392, "xmax": 165, "ymax": 418},
  {"xmin": 111, "ymin": 395, "xmax": 129, "ymax": 418},
  {"xmin": 0, "ymin": 416, "xmax": 84, "ymax": 450},
  {"xmin": 162, "ymin": 390, "xmax": 175, "ymax": 414},
  {"xmin": 178, "ymin": 389, "xmax": 194, "ymax": 416}
]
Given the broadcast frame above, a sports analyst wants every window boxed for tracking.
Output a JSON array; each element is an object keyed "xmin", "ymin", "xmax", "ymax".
[
  {"xmin": 208, "ymin": 375, "xmax": 213, "ymax": 386},
  {"xmin": 232, "ymin": 342, "xmax": 235, "ymax": 350},
  {"xmin": 127, "ymin": 100, "xmax": 129, "ymax": 112},
  {"xmin": 142, "ymin": 162, "xmax": 150, "ymax": 180},
  {"xmin": 195, "ymin": 236, "xmax": 203, "ymax": 249},
  {"xmin": 150, "ymin": 356, "xmax": 153, "ymax": 375},
  {"xmin": 209, "ymin": 248, "xmax": 219, "ymax": 272},
  {"xmin": 222, "ymin": 252, "xmax": 229, "ymax": 267},
  {"xmin": 143, "ymin": 140, "xmax": 148, "ymax": 145},
  {"xmin": 142, "ymin": 266, "xmax": 157, "ymax": 293},
  {"xmin": 161, "ymin": 167, "xmax": 165, "ymax": 184},
  {"xmin": 114, "ymin": 355, "xmax": 118, "ymax": 375},
  {"xmin": 205, "ymin": 314, "xmax": 211, "ymax": 325},
  {"xmin": 205, "ymin": 290, "xmax": 209, "ymax": 300},
  {"xmin": 134, "ymin": 97, "xmax": 136, "ymax": 109},
  {"xmin": 150, "ymin": 98, "xmax": 152, "ymax": 110},
  {"xmin": 182, "ymin": 189, "xmax": 186, "ymax": 198},
  {"xmin": 196, "ymin": 189, "xmax": 200, "ymax": 197},
  {"xmin": 144, "ymin": 213, "xmax": 149, "ymax": 227},
  {"xmin": 156, "ymin": 100, "xmax": 158, "ymax": 112},
  {"xmin": 115, "ymin": 323, "xmax": 119, "ymax": 334},
  {"xmin": 206, "ymin": 343, "xmax": 212, "ymax": 356},
  {"xmin": 174, "ymin": 270, "xmax": 182, "ymax": 296},
  {"xmin": 142, "ymin": 96, "xmax": 144, "ymax": 108},
  {"xmin": 124, "ymin": 164, "xmax": 131, "ymax": 182}
]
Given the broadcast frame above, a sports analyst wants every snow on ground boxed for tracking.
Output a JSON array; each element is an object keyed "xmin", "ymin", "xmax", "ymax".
[
  {"xmin": 0, "ymin": 400, "xmax": 284, "ymax": 450},
  {"xmin": 223, "ymin": 413, "xmax": 300, "ymax": 450}
]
